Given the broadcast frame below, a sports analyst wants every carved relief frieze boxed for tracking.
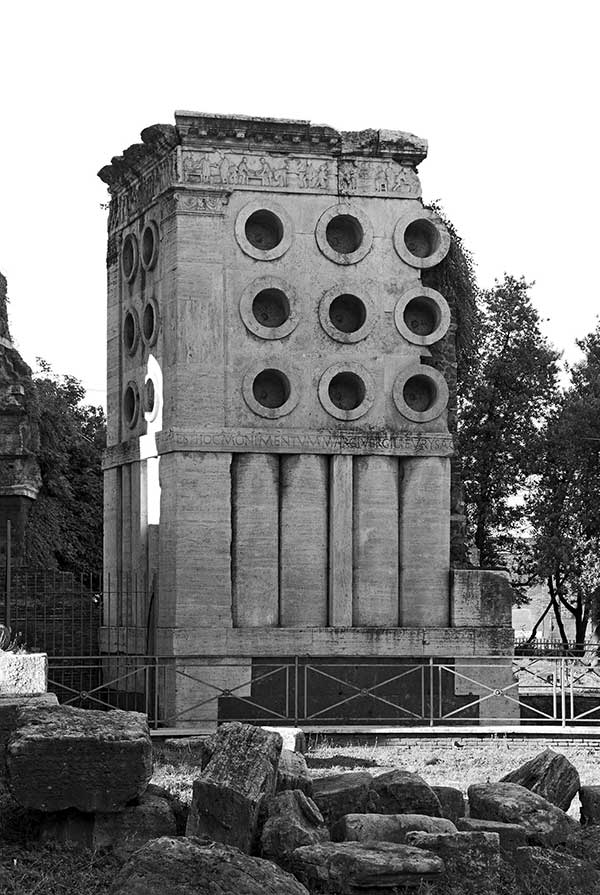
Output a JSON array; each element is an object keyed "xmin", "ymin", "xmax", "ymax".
[
  {"xmin": 173, "ymin": 192, "xmax": 230, "ymax": 215},
  {"xmin": 108, "ymin": 148, "xmax": 179, "ymax": 232},
  {"xmin": 181, "ymin": 150, "xmax": 421, "ymax": 198}
]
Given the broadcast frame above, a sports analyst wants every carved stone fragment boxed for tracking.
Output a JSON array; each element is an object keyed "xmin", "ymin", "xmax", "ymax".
[
  {"xmin": 111, "ymin": 837, "xmax": 310, "ymax": 895},
  {"xmin": 499, "ymin": 748, "xmax": 580, "ymax": 811},
  {"xmin": 185, "ymin": 722, "xmax": 283, "ymax": 852}
]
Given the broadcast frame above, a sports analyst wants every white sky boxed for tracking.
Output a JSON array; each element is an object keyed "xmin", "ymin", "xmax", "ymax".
[{"xmin": 1, "ymin": 0, "xmax": 598, "ymax": 407}]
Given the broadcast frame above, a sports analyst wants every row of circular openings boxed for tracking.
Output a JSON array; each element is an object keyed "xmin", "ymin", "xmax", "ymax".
[
  {"xmin": 121, "ymin": 221, "xmax": 159, "ymax": 282},
  {"xmin": 123, "ymin": 299, "xmax": 160, "ymax": 355},
  {"xmin": 241, "ymin": 278, "xmax": 450, "ymax": 347},
  {"xmin": 123, "ymin": 378, "xmax": 158, "ymax": 428},
  {"xmin": 236, "ymin": 201, "xmax": 450, "ymax": 268},
  {"xmin": 242, "ymin": 363, "xmax": 449, "ymax": 423}
]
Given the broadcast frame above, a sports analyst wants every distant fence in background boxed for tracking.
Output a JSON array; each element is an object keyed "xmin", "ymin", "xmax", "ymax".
[
  {"xmin": 1, "ymin": 561, "xmax": 151, "ymax": 708},
  {"xmin": 514, "ymin": 637, "xmax": 598, "ymax": 658}
]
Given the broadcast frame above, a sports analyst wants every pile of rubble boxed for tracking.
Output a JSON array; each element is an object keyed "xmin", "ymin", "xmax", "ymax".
[{"xmin": 4, "ymin": 709, "xmax": 600, "ymax": 893}]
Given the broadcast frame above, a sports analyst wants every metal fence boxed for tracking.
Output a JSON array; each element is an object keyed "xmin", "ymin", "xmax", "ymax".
[
  {"xmin": 3, "ymin": 557, "xmax": 600, "ymax": 729},
  {"xmin": 42, "ymin": 653, "xmax": 600, "ymax": 729}
]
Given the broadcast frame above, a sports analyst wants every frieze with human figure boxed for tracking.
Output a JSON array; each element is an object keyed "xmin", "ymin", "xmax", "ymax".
[{"xmin": 182, "ymin": 150, "xmax": 420, "ymax": 198}]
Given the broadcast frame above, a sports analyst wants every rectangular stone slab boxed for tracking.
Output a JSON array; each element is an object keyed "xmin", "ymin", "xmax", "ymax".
[
  {"xmin": 6, "ymin": 705, "xmax": 152, "ymax": 812},
  {"xmin": 0, "ymin": 652, "xmax": 47, "ymax": 696}
]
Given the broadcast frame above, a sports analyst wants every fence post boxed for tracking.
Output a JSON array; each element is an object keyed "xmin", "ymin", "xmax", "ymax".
[
  {"xmin": 429, "ymin": 657, "xmax": 434, "ymax": 727},
  {"xmin": 560, "ymin": 658, "xmax": 566, "ymax": 727},
  {"xmin": 4, "ymin": 520, "xmax": 11, "ymax": 630},
  {"xmin": 294, "ymin": 655, "xmax": 299, "ymax": 726}
]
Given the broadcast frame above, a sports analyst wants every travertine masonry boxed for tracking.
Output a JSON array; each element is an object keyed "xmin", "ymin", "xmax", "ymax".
[{"xmin": 100, "ymin": 112, "xmax": 515, "ymax": 725}]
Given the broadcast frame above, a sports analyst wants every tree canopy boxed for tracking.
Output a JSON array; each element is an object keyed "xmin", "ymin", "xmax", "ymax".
[
  {"xmin": 457, "ymin": 275, "xmax": 560, "ymax": 568},
  {"xmin": 23, "ymin": 360, "xmax": 105, "ymax": 575}
]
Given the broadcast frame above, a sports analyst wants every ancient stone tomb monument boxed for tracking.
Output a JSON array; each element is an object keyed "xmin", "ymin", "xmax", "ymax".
[{"xmin": 99, "ymin": 112, "xmax": 514, "ymax": 725}]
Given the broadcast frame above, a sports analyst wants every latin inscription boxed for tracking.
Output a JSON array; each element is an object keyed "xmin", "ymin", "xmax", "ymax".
[{"xmin": 157, "ymin": 427, "xmax": 452, "ymax": 456}]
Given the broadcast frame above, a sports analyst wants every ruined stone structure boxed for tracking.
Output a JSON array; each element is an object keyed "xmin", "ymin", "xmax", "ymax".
[
  {"xmin": 100, "ymin": 113, "xmax": 516, "ymax": 726},
  {"xmin": 0, "ymin": 273, "xmax": 40, "ymax": 564}
]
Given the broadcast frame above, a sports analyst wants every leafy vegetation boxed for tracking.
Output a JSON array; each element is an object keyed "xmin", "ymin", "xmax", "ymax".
[
  {"xmin": 457, "ymin": 275, "xmax": 560, "ymax": 569},
  {"xmin": 22, "ymin": 360, "xmax": 105, "ymax": 575}
]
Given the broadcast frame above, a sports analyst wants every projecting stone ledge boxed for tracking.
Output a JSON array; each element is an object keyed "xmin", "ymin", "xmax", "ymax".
[{"xmin": 158, "ymin": 626, "xmax": 515, "ymax": 657}]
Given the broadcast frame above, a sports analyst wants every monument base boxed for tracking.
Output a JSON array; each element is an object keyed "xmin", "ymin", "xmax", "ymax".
[{"xmin": 100, "ymin": 626, "xmax": 517, "ymax": 728}]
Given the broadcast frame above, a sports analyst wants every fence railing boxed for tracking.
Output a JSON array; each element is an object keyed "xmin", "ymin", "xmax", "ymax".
[
  {"xmin": 45, "ymin": 654, "xmax": 600, "ymax": 729},
  {"xmin": 1, "ymin": 568, "xmax": 152, "ymax": 658}
]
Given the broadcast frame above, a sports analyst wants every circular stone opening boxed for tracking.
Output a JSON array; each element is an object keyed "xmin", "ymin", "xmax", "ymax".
[
  {"xmin": 142, "ymin": 224, "xmax": 156, "ymax": 268},
  {"xmin": 123, "ymin": 384, "xmax": 139, "ymax": 427},
  {"xmin": 142, "ymin": 301, "xmax": 156, "ymax": 342},
  {"xmin": 325, "ymin": 215, "xmax": 364, "ymax": 254},
  {"xmin": 245, "ymin": 210, "xmax": 284, "ymax": 251},
  {"xmin": 403, "ymin": 374, "xmax": 436, "ymax": 413},
  {"xmin": 123, "ymin": 311, "xmax": 137, "ymax": 353},
  {"xmin": 403, "ymin": 296, "xmax": 439, "ymax": 336},
  {"xmin": 328, "ymin": 294, "xmax": 367, "ymax": 333},
  {"xmin": 252, "ymin": 288, "xmax": 290, "ymax": 328},
  {"xmin": 122, "ymin": 234, "xmax": 137, "ymax": 280},
  {"xmin": 143, "ymin": 379, "xmax": 155, "ymax": 414},
  {"xmin": 252, "ymin": 368, "xmax": 291, "ymax": 409},
  {"xmin": 403, "ymin": 219, "xmax": 441, "ymax": 259},
  {"xmin": 328, "ymin": 371, "xmax": 366, "ymax": 411}
]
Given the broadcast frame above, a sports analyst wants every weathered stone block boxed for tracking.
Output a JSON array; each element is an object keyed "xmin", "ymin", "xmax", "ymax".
[
  {"xmin": 432, "ymin": 785, "xmax": 465, "ymax": 821},
  {"xmin": 185, "ymin": 722, "xmax": 282, "ymax": 852},
  {"xmin": 0, "ymin": 652, "xmax": 47, "ymax": 696},
  {"xmin": 579, "ymin": 785, "xmax": 600, "ymax": 825},
  {"xmin": 39, "ymin": 790, "xmax": 177, "ymax": 857},
  {"xmin": 499, "ymin": 748, "xmax": 580, "ymax": 811},
  {"xmin": 406, "ymin": 830, "xmax": 500, "ymax": 876},
  {"xmin": 311, "ymin": 772, "xmax": 374, "ymax": 828},
  {"xmin": 370, "ymin": 769, "xmax": 443, "ymax": 817},
  {"xmin": 6, "ymin": 705, "xmax": 152, "ymax": 812},
  {"xmin": 94, "ymin": 791, "xmax": 177, "ymax": 857},
  {"xmin": 277, "ymin": 749, "xmax": 312, "ymax": 796},
  {"xmin": 291, "ymin": 841, "xmax": 445, "ymax": 893},
  {"xmin": 111, "ymin": 837, "xmax": 310, "ymax": 895},
  {"xmin": 0, "ymin": 693, "xmax": 58, "ymax": 767},
  {"xmin": 456, "ymin": 817, "xmax": 528, "ymax": 851},
  {"xmin": 451, "ymin": 569, "xmax": 513, "ymax": 627},
  {"xmin": 468, "ymin": 782, "xmax": 576, "ymax": 846},
  {"xmin": 261, "ymin": 789, "xmax": 329, "ymax": 866},
  {"xmin": 333, "ymin": 812, "xmax": 457, "ymax": 843}
]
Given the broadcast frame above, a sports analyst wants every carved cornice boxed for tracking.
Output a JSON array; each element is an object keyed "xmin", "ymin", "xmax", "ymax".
[{"xmin": 99, "ymin": 113, "xmax": 429, "ymax": 233}]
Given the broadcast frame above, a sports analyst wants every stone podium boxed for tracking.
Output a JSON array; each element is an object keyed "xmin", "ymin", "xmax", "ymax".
[{"xmin": 99, "ymin": 112, "xmax": 516, "ymax": 727}]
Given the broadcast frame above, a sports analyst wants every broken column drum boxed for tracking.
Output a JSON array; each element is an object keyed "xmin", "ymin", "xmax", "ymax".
[{"xmin": 100, "ymin": 112, "xmax": 515, "ymax": 725}]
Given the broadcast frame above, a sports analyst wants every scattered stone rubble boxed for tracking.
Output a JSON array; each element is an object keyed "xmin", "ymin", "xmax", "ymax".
[{"xmin": 3, "ymin": 717, "xmax": 600, "ymax": 893}]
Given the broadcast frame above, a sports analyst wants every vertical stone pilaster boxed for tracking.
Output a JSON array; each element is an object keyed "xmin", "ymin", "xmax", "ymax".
[
  {"xmin": 232, "ymin": 453, "xmax": 279, "ymax": 627},
  {"xmin": 280, "ymin": 455, "xmax": 328, "ymax": 626},
  {"xmin": 158, "ymin": 451, "xmax": 233, "ymax": 632},
  {"xmin": 353, "ymin": 456, "xmax": 399, "ymax": 626},
  {"xmin": 328, "ymin": 455, "xmax": 353, "ymax": 626},
  {"xmin": 399, "ymin": 456, "xmax": 451, "ymax": 627},
  {"xmin": 103, "ymin": 466, "xmax": 120, "ymax": 628}
]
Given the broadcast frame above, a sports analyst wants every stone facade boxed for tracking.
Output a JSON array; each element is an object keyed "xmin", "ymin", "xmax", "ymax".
[
  {"xmin": 0, "ymin": 273, "xmax": 41, "ymax": 565},
  {"xmin": 99, "ymin": 112, "xmax": 515, "ymax": 726}
]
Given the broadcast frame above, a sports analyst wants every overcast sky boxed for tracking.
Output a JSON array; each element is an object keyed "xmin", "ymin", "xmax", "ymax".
[{"xmin": 1, "ymin": 0, "xmax": 598, "ymax": 406}]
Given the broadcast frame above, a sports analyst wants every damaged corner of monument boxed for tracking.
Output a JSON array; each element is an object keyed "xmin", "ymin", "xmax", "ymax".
[
  {"xmin": 100, "ymin": 109, "xmax": 514, "ymax": 729},
  {"xmin": 0, "ymin": 272, "xmax": 42, "ymax": 563}
]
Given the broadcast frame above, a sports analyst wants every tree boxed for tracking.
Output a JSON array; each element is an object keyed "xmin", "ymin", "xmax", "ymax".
[
  {"xmin": 526, "ymin": 323, "xmax": 600, "ymax": 648},
  {"xmin": 23, "ymin": 360, "xmax": 105, "ymax": 575},
  {"xmin": 458, "ymin": 275, "xmax": 560, "ymax": 568}
]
